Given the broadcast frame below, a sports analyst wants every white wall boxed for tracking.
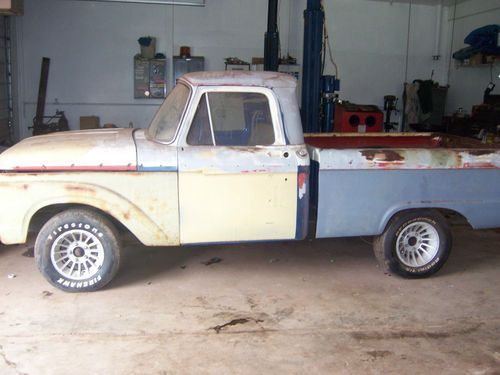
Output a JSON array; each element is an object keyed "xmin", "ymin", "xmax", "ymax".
[
  {"xmin": 289, "ymin": 0, "xmax": 449, "ymax": 113},
  {"xmin": 14, "ymin": 0, "xmax": 495, "ymax": 140},
  {"xmin": 446, "ymin": 0, "xmax": 500, "ymax": 113},
  {"xmin": 15, "ymin": 0, "xmax": 291, "ymax": 140}
]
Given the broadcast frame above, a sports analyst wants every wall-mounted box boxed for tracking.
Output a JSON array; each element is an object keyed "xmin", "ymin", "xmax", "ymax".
[
  {"xmin": 134, "ymin": 57, "xmax": 167, "ymax": 99},
  {"xmin": 0, "ymin": 0, "xmax": 23, "ymax": 15},
  {"xmin": 173, "ymin": 56, "xmax": 204, "ymax": 83},
  {"xmin": 149, "ymin": 59, "xmax": 167, "ymax": 98}
]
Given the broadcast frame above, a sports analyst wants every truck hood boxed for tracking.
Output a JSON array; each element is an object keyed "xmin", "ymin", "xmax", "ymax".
[{"xmin": 0, "ymin": 128, "xmax": 137, "ymax": 171}]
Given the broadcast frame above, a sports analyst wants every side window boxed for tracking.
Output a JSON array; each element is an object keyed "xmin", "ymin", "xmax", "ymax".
[
  {"xmin": 208, "ymin": 92, "xmax": 275, "ymax": 146},
  {"xmin": 187, "ymin": 94, "xmax": 214, "ymax": 146}
]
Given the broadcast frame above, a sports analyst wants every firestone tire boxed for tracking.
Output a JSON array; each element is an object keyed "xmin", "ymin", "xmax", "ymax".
[
  {"xmin": 35, "ymin": 208, "xmax": 121, "ymax": 292},
  {"xmin": 373, "ymin": 210, "xmax": 452, "ymax": 278}
]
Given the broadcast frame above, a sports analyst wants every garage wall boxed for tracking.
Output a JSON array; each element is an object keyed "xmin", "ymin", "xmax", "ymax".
[
  {"xmin": 445, "ymin": 0, "xmax": 500, "ymax": 113},
  {"xmin": 14, "ymin": 0, "xmax": 480, "ymax": 140},
  {"xmin": 288, "ymin": 0, "xmax": 450, "ymax": 112},
  {"xmin": 15, "ymin": 0, "xmax": 291, "ymax": 140}
]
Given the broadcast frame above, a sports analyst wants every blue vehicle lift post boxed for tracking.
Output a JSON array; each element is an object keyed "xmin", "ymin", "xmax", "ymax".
[{"xmin": 301, "ymin": 0, "xmax": 323, "ymax": 133}]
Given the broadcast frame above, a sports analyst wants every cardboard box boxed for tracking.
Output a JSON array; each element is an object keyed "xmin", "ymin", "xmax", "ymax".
[
  {"xmin": 469, "ymin": 53, "xmax": 484, "ymax": 65},
  {"xmin": 0, "ymin": 0, "xmax": 23, "ymax": 15},
  {"xmin": 80, "ymin": 116, "xmax": 100, "ymax": 130}
]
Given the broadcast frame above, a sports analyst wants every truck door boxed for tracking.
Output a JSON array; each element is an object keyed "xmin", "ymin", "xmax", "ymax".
[{"xmin": 178, "ymin": 87, "xmax": 299, "ymax": 244}]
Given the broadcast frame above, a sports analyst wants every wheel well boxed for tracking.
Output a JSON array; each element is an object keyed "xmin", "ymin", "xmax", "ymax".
[
  {"xmin": 28, "ymin": 204, "xmax": 131, "ymax": 236},
  {"xmin": 435, "ymin": 208, "xmax": 471, "ymax": 228},
  {"xmin": 384, "ymin": 207, "xmax": 471, "ymax": 231}
]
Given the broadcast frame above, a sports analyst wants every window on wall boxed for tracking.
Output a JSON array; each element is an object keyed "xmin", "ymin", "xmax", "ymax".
[{"xmin": 187, "ymin": 92, "xmax": 275, "ymax": 146}]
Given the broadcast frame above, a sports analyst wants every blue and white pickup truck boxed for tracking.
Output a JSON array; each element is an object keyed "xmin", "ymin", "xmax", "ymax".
[{"xmin": 0, "ymin": 71, "xmax": 498, "ymax": 292}]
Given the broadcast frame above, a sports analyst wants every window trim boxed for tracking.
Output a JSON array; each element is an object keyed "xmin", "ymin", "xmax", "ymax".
[
  {"xmin": 205, "ymin": 94, "xmax": 217, "ymax": 146},
  {"xmin": 145, "ymin": 82, "xmax": 192, "ymax": 145},
  {"xmin": 178, "ymin": 86, "xmax": 286, "ymax": 147}
]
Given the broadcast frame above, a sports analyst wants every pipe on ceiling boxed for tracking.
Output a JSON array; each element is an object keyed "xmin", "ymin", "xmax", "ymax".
[{"xmin": 72, "ymin": 0, "xmax": 205, "ymax": 6}]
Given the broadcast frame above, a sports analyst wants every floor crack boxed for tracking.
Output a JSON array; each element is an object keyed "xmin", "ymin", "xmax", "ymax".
[
  {"xmin": 0, "ymin": 344, "xmax": 29, "ymax": 375},
  {"xmin": 209, "ymin": 318, "xmax": 264, "ymax": 334}
]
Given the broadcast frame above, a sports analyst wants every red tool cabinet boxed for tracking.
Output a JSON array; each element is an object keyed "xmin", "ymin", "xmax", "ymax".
[{"xmin": 334, "ymin": 102, "xmax": 383, "ymax": 133}]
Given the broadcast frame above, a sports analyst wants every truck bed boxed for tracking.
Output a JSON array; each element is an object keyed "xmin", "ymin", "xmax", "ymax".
[
  {"xmin": 304, "ymin": 132, "xmax": 500, "ymax": 239},
  {"xmin": 305, "ymin": 132, "xmax": 500, "ymax": 169}
]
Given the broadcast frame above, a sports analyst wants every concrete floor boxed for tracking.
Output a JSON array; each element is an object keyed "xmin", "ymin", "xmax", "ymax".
[{"xmin": 0, "ymin": 222, "xmax": 499, "ymax": 375}]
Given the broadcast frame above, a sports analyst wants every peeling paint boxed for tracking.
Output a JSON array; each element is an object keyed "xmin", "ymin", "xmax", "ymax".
[
  {"xmin": 298, "ymin": 172, "xmax": 307, "ymax": 199},
  {"xmin": 180, "ymin": 71, "xmax": 296, "ymax": 89},
  {"xmin": 361, "ymin": 150, "xmax": 405, "ymax": 163},
  {"xmin": 64, "ymin": 186, "xmax": 96, "ymax": 194},
  {"xmin": 0, "ymin": 128, "xmax": 137, "ymax": 172},
  {"xmin": 308, "ymin": 139, "xmax": 500, "ymax": 170},
  {"xmin": 0, "ymin": 172, "xmax": 180, "ymax": 246}
]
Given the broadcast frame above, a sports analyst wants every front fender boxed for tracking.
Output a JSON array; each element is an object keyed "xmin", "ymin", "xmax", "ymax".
[{"xmin": 0, "ymin": 172, "xmax": 180, "ymax": 246}]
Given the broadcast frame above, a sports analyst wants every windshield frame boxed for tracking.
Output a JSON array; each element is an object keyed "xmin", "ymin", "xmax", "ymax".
[{"xmin": 146, "ymin": 82, "xmax": 192, "ymax": 144}]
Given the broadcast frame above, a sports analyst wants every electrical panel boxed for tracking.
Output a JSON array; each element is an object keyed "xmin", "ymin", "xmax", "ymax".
[{"xmin": 134, "ymin": 57, "xmax": 167, "ymax": 99}]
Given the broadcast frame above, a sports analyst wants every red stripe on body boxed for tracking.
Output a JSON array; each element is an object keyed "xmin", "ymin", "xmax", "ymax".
[{"xmin": 12, "ymin": 165, "xmax": 137, "ymax": 172}]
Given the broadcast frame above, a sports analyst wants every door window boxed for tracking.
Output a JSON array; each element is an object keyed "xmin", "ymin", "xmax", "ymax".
[
  {"xmin": 187, "ymin": 95, "xmax": 213, "ymax": 145},
  {"xmin": 186, "ymin": 92, "xmax": 275, "ymax": 146}
]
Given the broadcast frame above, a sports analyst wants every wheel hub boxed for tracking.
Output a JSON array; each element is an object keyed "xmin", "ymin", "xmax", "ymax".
[
  {"xmin": 407, "ymin": 236, "xmax": 417, "ymax": 247},
  {"xmin": 396, "ymin": 221, "xmax": 440, "ymax": 268},
  {"xmin": 73, "ymin": 247, "xmax": 85, "ymax": 258},
  {"xmin": 50, "ymin": 229, "xmax": 105, "ymax": 281}
]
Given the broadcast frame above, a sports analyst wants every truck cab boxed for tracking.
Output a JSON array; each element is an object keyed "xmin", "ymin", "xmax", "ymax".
[{"xmin": 135, "ymin": 71, "xmax": 310, "ymax": 244}]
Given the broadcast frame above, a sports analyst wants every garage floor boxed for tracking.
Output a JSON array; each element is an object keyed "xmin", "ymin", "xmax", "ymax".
[{"xmin": 0, "ymin": 221, "xmax": 499, "ymax": 375}]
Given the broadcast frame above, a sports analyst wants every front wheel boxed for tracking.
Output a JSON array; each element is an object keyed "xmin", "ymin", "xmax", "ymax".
[
  {"xmin": 373, "ymin": 210, "xmax": 452, "ymax": 278},
  {"xmin": 35, "ymin": 208, "xmax": 122, "ymax": 292}
]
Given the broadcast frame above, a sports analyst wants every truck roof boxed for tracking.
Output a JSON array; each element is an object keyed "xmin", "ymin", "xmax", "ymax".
[{"xmin": 179, "ymin": 71, "xmax": 297, "ymax": 89}]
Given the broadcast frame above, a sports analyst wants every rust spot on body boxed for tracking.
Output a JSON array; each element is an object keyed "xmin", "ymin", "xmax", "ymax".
[
  {"xmin": 361, "ymin": 150, "xmax": 405, "ymax": 162},
  {"xmin": 466, "ymin": 150, "xmax": 494, "ymax": 156},
  {"xmin": 65, "ymin": 186, "xmax": 96, "ymax": 194},
  {"xmin": 463, "ymin": 162, "xmax": 496, "ymax": 169},
  {"xmin": 123, "ymin": 211, "xmax": 131, "ymax": 220},
  {"xmin": 226, "ymin": 146, "xmax": 259, "ymax": 154}
]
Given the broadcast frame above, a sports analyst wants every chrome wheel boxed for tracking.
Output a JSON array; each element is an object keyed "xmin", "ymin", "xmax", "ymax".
[
  {"xmin": 396, "ymin": 221, "xmax": 440, "ymax": 268},
  {"xmin": 50, "ymin": 229, "xmax": 105, "ymax": 281}
]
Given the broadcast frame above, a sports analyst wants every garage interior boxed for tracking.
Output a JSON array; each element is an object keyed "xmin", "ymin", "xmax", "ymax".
[{"xmin": 0, "ymin": 0, "xmax": 499, "ymax": 374}]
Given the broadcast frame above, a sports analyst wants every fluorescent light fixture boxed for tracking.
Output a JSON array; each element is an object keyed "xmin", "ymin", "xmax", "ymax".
[{"xmin": 73, "ymin": 0, "xmax": 205, "ymax": 6}]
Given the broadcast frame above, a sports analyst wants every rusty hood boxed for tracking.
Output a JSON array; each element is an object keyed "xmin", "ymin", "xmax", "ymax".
[{"xmin": 0, "ymin": 128, "xmax": 137, "ymax": 171}]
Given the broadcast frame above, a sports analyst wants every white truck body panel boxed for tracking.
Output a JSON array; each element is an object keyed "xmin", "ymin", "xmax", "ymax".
[
  {"xmin": 0, "ymin": 172, "xmax": 179, "ymax": 245},
  {"xmin": 0, "ymin": 128, "xmax": 136, "ymax": 171}
]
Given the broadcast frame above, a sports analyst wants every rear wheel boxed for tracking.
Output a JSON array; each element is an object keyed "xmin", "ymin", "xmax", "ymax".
[
  {"xmin": 35, "ymin": 208, "xmax": 121, "ymax": 292},
  {"xmin": 373, "ymin": 210, "xmax": 452, "ymax": 278}
]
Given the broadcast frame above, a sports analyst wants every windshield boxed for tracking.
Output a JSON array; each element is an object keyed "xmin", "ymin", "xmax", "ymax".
[{"xmin": 147, "ymin": 83, "xmax": 190, "ymax": 142}]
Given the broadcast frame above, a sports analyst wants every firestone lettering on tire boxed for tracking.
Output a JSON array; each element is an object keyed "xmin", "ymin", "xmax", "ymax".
[
  {"xmin": 47, "ymin": 222, "xmax": 104, "ymax": 241},
  {"xmin": 403, "ymin": 257, "xmax": 440, "ymax": 273},
  {"xmin": 56, "ymin": 274, "xmax": 102, "ymax": 288}
]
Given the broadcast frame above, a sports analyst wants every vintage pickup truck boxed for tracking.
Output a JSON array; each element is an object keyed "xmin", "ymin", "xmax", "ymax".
[{"xmin": 0, "ymin": 71, "xmax": 499, "ymax": 292}]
